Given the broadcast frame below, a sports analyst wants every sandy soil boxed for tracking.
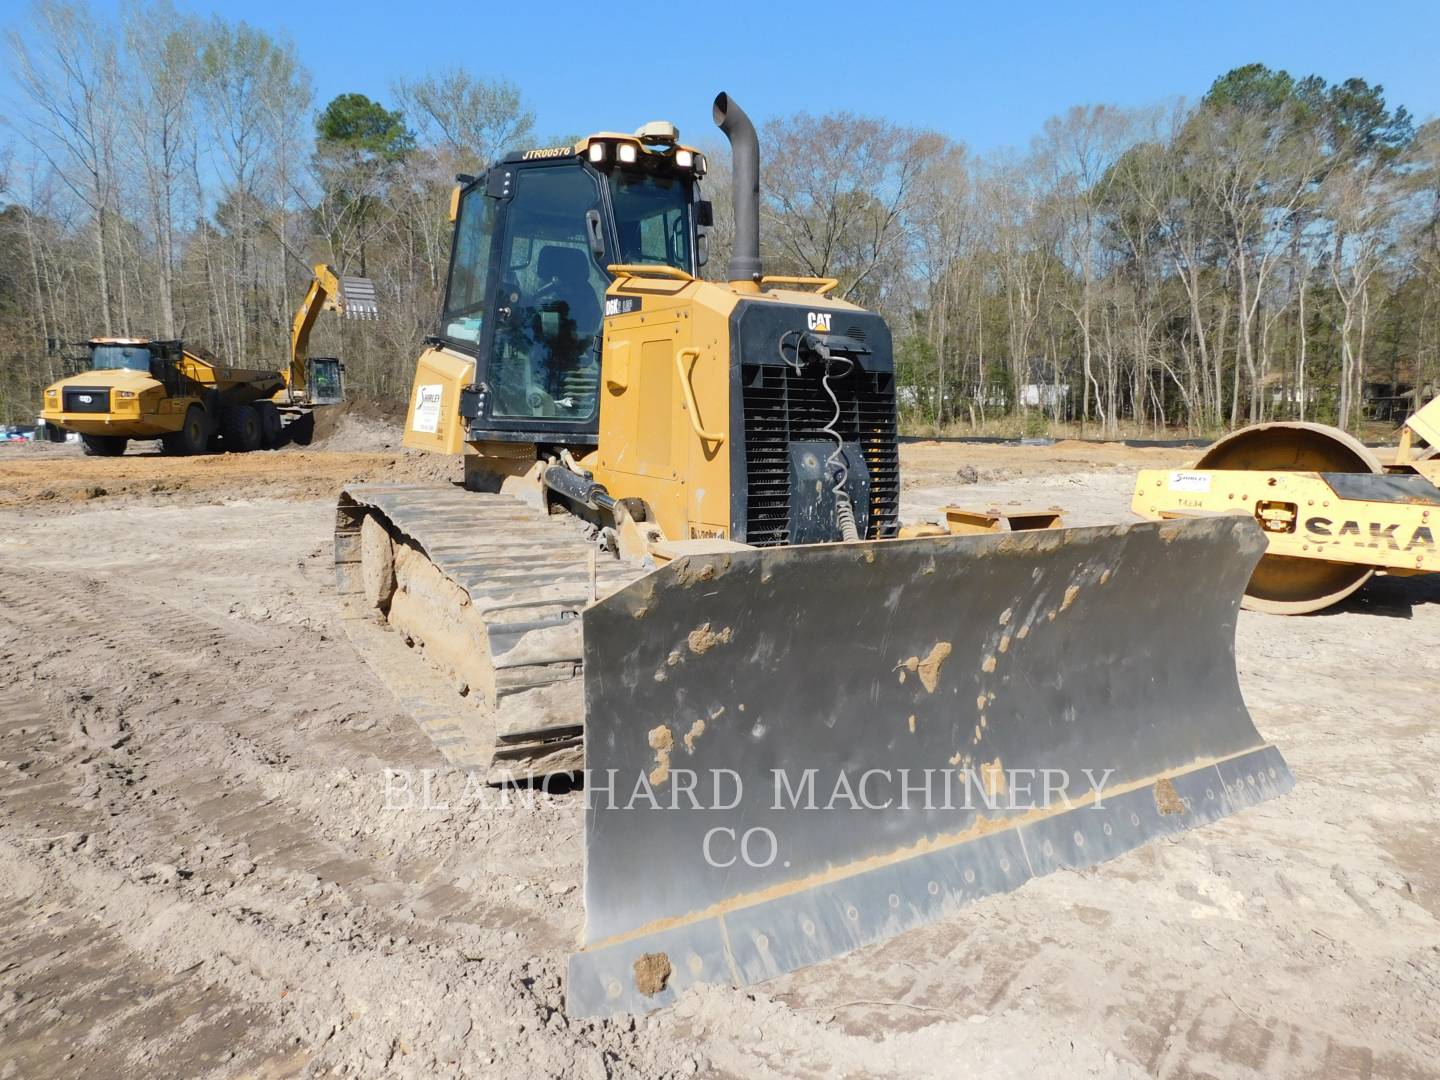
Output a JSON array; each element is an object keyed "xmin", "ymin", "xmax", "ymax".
[{"xmin": 1, "ymin": 424, "xmax": 1437, "ymax": 1078}]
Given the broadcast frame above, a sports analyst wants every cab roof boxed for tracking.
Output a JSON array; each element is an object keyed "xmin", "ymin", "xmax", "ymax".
[{"xmin": 499, "ymin": 121, "xmax": 702, "ymax": 168}]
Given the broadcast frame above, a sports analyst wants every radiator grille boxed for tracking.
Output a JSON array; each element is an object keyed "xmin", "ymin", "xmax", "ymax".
[
  {"xmin": 740, "ymin": 363, "xmax": 899, "ymax": 546},
  {"xmin": 63, "ymin": 387, "xmax": 111, "ymax": 413}
]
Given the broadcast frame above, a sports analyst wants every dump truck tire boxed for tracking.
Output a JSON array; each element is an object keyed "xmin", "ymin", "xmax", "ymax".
[
  {"xmin": 221, "ymin": 405, "xmax": 263, "ymax": 453},
  {"xmin": 80, "ymin": 434, "xmax": 127, "ymax": 456},
  {"xmin": 1195, "ymin": 421, "xmax": 1385, "ymax": 614},
  {"xmin": 288, "ymin": 410, "xmax": 315, "ymax": 446},
  {"xmin": 255, "ymin": 401, "xmax": 282, "ymax": 448},
  {"xmin": 160, "ymin": 406, "xmax": 211, "ymax": 456}
]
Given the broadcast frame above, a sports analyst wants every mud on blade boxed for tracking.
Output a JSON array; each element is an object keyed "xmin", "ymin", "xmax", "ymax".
[{"xmin": 568, "ymin": 516, "xmax": 1293, "ymax": 1015}]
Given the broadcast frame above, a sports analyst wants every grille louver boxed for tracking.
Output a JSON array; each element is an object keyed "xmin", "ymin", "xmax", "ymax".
[
  {"xmin": 740, "ymin": 363, "xmax": 899, "ymax": 546},
  {"xmin": 63, "ymin": 387, "xmax": 111, "ymax": 413}
]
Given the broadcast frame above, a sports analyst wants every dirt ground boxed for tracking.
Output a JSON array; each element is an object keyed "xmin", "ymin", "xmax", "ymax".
[{"xmin": 1, "ymin": 424, "xmax": 1437, "ymax": 1079}]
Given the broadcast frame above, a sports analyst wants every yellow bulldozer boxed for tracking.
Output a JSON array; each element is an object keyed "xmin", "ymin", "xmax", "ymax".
[
  {"xmin": 1133, "ymin": 394, "xmax": 1440, "ymax": 613},
  {"xmin": 40, "ymin": 266, "xmax": 376, "ymax": 455},
  {"xmin": 335, "ymin": 94, "xmax": 1293, "ymax": 1014}
]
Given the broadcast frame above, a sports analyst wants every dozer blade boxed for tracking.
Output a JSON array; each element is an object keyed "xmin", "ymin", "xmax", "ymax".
[{"xmin": 568, "ymin": 515, "xmax": 1292, "ymax": 1015}]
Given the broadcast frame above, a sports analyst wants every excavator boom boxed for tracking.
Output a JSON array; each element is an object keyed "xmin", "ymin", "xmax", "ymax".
[{"xmin": 289, "ymin": 264, "xmax": 379, "ymax": 399}]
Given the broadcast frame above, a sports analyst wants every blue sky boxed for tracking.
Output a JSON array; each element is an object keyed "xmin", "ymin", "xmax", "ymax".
[{"xmin": 3, "ymin": 0, "xmax": 1437, "ymax": 153}]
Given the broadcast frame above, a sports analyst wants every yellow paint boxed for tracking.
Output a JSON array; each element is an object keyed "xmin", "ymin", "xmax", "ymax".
[
  {"xmin": 401, "ymin": 346, "xmax": 474, "ymax": 455},
  {"xmin": 396, "ymin": 245, "xmax": 868, "ymax": 542},
  {"xmin": 39, "ymin": 334, "xmax": 301, "ymax": 440}
]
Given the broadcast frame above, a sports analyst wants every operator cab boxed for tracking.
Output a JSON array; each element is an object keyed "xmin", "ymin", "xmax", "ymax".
[
  {"xmin": 89, "ymin": 341, "xmax": 155, "ymax": 372},
  {"xmin": 437, "ymin": 125, "xmax": 710, "ymax": 444},
  {"xmin": 81, "ymin": 338, "xmax": 185, "ymax": 384}
]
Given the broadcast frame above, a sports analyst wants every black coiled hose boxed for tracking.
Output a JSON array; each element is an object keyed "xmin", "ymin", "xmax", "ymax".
[{"xmin": 819, "ymin": 352, "xmax": 860, "ymax": 542}]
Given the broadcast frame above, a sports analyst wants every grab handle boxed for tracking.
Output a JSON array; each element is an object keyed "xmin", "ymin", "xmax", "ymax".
[{"xmin": 674, "ymin": 347, "xmax": 725, "ymax": 445}]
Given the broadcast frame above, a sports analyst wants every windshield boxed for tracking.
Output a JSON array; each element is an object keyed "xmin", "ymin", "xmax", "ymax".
[
  {"xmin": 608, "ymin": 169, "xmax": 694, "ymax": 273},
  {"xmin": 91, "ymin": 344, "xmax": 152, "ymax": 372}
]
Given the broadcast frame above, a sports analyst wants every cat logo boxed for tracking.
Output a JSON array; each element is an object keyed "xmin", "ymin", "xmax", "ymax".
[
  {"xmin": 806, "ymin": 311, "xmax": 832, "ymax": 332},
  {"xmin": 78, "ymin": 395, "xmax": 93, "ymax": 404}
]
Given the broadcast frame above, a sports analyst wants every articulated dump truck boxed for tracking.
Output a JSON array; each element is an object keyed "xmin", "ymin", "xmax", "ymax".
[
  {"xmin": 40, "ymin": 266, "xmax": 375, "ymax": 455},
  {"xmin": 335, "ymin": 94, "xmax": 1293, "ymax": 1014}
]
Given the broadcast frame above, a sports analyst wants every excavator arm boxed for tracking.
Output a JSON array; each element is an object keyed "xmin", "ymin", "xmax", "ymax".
[{"xmin": 288, "ymin": 264, "xmax": 379, "ymax": 399}]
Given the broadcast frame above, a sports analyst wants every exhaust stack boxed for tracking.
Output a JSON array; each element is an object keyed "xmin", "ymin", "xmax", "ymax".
[{"xmin": 712, "ymin": 92, "xmax": 762, "ymax": 285}]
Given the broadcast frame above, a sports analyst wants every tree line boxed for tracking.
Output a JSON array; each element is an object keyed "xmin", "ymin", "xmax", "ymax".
[{"xmin": 2, "ymin": 0, "xmax": 1437, "ymax": 437}]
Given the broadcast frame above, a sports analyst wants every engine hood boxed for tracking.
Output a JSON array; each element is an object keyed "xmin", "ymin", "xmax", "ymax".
[{"xmin": 46, "ymin": 368, "xmax": 163, "ymax": 395}]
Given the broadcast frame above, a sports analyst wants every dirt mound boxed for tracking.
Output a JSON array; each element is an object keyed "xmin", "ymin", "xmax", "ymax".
[{"xmin": 304, "ymin": 402, "xmax": 406, "ymax": 453}]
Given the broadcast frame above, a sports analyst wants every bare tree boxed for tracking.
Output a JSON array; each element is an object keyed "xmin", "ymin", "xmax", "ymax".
[
  {"xmin": 9, "ymin": 0, "xmax": 121, "ymax": 333},
  {"xmin": 1183, "ymin": 94, "xmax": 1325, "ymax": 424},
  {"xmin": 762, "ymin": 112, "xmax": 943, "ymax": 307},
  {"xmin": 393, "ymin": 69, "xmax": 534, "ymax": 171},
  {"xmin": 1325, "ymin": 162, "xmax": 1399, "ymax": 426},
  {"xmin": 1035, "ymin": 104, "xmax": 1133, "ymax": 432},
  {"xmin": 122, "ymin": 1, "xmax": 202, "ymax": 338}
]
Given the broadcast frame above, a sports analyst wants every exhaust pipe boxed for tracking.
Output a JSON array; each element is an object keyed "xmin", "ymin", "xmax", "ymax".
[{"xmin": 712, "ymin": 92, "xmax": 762, "ymax": 284}]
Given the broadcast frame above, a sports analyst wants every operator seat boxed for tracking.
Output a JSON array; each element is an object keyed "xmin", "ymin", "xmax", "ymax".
[{"xmin": 536, "ymin": 245, "xmax": 601, "ymax": 335}]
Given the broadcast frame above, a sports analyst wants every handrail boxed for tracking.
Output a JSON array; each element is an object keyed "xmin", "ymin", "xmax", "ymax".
[
  {"xmin": 760, "ymin": 274, "xmax": 839, "ymax": 296},
  {"xmin": 607, "ymin": 263, "xmax": 695, "ymax": 282},
  {"xmin": 674, "ymin": 347, "xmax": 725, "ymax": 445}
]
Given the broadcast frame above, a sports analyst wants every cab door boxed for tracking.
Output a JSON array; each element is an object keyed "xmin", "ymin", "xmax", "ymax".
[{"xmin": 473, "ymin": 162, "xmax": 611, "ymax": 439}]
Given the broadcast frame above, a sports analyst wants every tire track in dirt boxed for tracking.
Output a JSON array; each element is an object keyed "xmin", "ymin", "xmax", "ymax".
[{"xmin": 0, "ymin": 540, "xmax": 694, "ymax": 1076}]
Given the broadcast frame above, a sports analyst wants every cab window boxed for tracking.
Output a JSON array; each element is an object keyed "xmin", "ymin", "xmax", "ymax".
[
  {"xmin": 488, "ymin": 166, "xmax": 608, "ymax": 422},
  {"xmin": 441, "ymin": 186, "xmax": 496, "ymax": 346},
  {"xmin": 609, "ymin": 170, "xmax": 693, "ymax": 273},
  {"xmin": 91, "ymin": 345, "xmax": 152, "ymax": 372}
]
